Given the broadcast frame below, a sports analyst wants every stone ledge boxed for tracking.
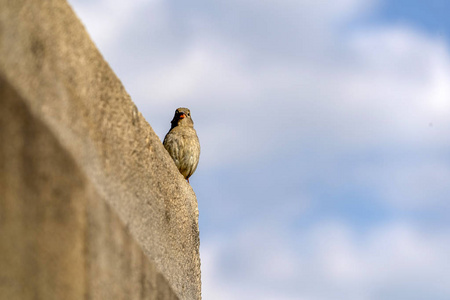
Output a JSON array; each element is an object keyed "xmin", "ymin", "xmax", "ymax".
[{"xmin": 0, "ymin": 0, "xmax": 201, "ymax": 299}]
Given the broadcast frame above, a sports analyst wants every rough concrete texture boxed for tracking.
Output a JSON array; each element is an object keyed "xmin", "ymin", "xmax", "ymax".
[{"xmin": 0, "ymin": 1, "xmax": 201, "ymax": 299}]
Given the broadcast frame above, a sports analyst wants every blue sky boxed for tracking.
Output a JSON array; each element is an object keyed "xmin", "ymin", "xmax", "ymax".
[
  {"xmin": 68, "ymin": 0, "xmax": 450, "ymax": 299},
  {"xmin": 379, "ymin": 0, "xmax": 450, "ymax": 36}
]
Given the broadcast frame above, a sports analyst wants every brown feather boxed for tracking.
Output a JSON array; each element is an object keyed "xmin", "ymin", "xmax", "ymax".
[{"xmin": 163, "ymin": 108, "xmax": 200, "ymax": 180}]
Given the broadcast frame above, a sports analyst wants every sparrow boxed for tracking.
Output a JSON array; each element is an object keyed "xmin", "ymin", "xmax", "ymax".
[{"xmin": 163, "ymin": 107, "xmax": 200, "ymax": 182}]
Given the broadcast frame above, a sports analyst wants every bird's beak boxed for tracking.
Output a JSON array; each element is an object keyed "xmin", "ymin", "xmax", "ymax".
[{"xmin": 179, "ymin": 113, "xmax": 186, "ymax": 119}]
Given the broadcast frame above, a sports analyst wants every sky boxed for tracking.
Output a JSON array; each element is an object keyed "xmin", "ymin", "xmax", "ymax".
[{"xmin": 67, "ymin": 0, "xmax": 450, "ymax": 299}]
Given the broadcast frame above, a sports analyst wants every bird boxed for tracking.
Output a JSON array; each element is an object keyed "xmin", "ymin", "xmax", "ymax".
[{"xmin": 163, "ymin": 107, "xmax": 200, "ymax": 183}]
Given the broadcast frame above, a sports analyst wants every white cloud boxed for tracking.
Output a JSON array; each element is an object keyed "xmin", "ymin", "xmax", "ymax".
[
  {"xmin": 69, "ymin": 0, "xmax": 163, "ymax": 50},
  {"xmin": 129, "ymin": 35, "xmax": 258, "ymax": 106},
  {"xmin": 201, "ymin": 221, "xmax": 450, "ymax": 300}
]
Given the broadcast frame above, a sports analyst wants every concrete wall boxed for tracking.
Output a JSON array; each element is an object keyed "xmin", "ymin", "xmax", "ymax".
[{"xmin": 0, "ymin": 1, "xmax": 201, "ymax": 299}]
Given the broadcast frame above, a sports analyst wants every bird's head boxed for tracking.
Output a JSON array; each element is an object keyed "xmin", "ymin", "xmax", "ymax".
[{"xmin": 171, "ymin": 107, "xmax": 194, "ymax": 128}]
